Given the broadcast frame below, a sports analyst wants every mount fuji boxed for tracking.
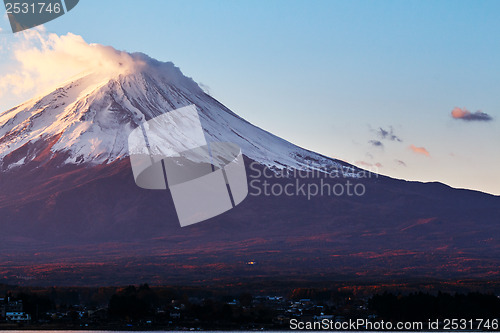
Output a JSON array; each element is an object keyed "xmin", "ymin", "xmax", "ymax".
[
  {"xmin": 0, "ymin": 51, "xmax": 499, "ymax": 286},
  {"xmin": 0, "ymin": 53, "xmax": 344, "ymax": 172}
]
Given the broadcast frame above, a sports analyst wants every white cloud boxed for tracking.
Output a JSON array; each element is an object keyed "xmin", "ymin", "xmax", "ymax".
[{"xmin": 0, "ymin": 28, "xmax": 144, "ymax": 99}]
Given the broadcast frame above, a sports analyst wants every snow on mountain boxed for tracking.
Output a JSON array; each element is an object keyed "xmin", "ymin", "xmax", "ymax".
[{"xmin": 0, "ymin": 51, "xmax": 355, "ymax": 175}]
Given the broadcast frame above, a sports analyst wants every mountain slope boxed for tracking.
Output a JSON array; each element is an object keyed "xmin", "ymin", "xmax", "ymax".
[{"xmin": 0, "ymin": 51, "xmax": 499, "ymax": 286}]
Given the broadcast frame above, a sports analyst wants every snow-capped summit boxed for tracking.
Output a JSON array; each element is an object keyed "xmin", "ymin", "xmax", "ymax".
[{"xmin": 0, "ymin": 51, "xmax": 352, "ymax": 174}]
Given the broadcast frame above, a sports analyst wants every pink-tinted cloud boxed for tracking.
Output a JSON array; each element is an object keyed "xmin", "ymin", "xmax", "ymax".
[
  {"xmin": 356, "ymin": 161, "xmax": 382, "ymax": 168},
  {"xmin": 409, "ymin": 145, "xmax": 430, "ymax": 157},
  {"xmin": 451, "ymin": 107, "xmax": 493, "ymax": 122}
]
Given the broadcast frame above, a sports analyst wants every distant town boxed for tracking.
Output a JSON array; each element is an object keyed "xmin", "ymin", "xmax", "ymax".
[{"xmin": 1, "ymin": 282, "xmax": 499, "ymax": 330}]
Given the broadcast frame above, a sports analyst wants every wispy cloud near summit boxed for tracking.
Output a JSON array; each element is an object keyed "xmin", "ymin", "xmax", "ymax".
[{"xmin": 0, "ymin": 29, "xmax": 143, "ymax": 99}]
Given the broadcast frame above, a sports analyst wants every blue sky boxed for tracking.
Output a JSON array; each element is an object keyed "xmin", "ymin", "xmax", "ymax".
[{"xmin": 1, "ymin": 0, "xmax": 499, "ymax": 195}]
